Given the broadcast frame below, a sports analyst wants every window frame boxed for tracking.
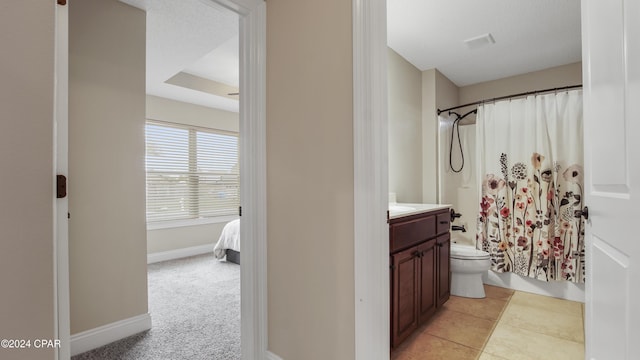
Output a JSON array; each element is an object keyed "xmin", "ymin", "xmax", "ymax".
[{"xmin": 144, "ymin": 119, "xmax": 240, "ymax": 226}]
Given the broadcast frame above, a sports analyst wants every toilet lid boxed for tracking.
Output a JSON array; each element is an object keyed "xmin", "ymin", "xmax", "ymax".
[{"xmin": 450, "ymin": 244, "xmax": 490, "ymax": 260}]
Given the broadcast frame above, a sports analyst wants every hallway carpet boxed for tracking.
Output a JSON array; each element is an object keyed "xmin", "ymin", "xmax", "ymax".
[{"xmin": 72, "ymin": 253, "xmax": 240, "ymax": 360}]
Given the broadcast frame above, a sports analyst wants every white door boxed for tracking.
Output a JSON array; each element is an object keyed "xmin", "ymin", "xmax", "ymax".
[{"xmin": 582, "ymin": 0, "xmax": 640, "ymax": 359}]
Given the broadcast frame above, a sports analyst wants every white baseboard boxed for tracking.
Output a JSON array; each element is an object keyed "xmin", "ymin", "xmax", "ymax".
[
  {"xmin": 147, "ymin": 244, "xmax": 213, "ymax": 264},
  {"xmin": 70, "ymin": 313, "xmax": 152, "ymax": 356},
  {"xmin": 483, "ymin": 271, "xmax": 585, "ymax": 303},
  {"xmin": 266, "ymin": 350, "xmax": 284, "ymax": 360}
]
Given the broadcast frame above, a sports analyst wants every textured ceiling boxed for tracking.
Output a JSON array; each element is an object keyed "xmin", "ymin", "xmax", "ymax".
[
  {"xmin": 121, "ymin": 0, "xmax": 239, "ymax": 112},
  {"xmin": 387, "ymin": 0, "xmax": 582, "ymax": 86}
]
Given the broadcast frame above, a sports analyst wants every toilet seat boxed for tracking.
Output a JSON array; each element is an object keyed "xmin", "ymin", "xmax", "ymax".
[{"xmin": 451, "ymin": 244, "xmax": 490, "ymax": 260}]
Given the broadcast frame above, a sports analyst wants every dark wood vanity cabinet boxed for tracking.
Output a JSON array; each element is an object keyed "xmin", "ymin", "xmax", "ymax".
[
  {"xmin": 390, "ymin": 246, "xmax": 420, "ymax": 345},
  {"xmin": 436, "ymin": 232, "xmax": 451, "ymax": 307},
  {"xmin": 390, "ymin": 208, "xmax": 450, "ymax": 348},
  {"xmin": 417, "ymin": 239, "xmax": 437, "ymax": 323}
]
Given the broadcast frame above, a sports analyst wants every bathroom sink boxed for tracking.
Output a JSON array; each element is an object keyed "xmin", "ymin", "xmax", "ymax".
[
  {"xmin": 388, "ymin": 203, "xmax": 451, "ymax": 219},
  {"xmin": 389, "ymin": 205, "xmax": 416, "ymax": 212}
]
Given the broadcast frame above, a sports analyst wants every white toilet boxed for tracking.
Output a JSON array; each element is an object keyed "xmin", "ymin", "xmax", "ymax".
[{"xmin": 450, "ymin": 240, "xmax": 491, "ymax": 298}]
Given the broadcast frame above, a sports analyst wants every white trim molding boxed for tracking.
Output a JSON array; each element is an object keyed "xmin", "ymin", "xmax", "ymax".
[
  {"xmin": 147, "ymin": 244, "xmax": 214, "ymax": 264},
  {"xmin": 235, "ymin": 1, "xmax": 268, "ymax": 360},
  {"xmin": 483, "ymin": 272, "xmax": 585, "ymax": 302},
  {"xmin": 70, "ymin": 313, "xmax": 152, "ymax": 357},
  {"xmin": 353, "ymin": 0, "xmax": 390, "ymax": 359},
  {"xmin": 146, "ymin": 215, "xmax": 239, "ymax": 231},
  {"xmin": 195, "ymin": 2, "xmax": 268, "ymax": 359},
  {"xmin": 54, "ymin": 2, "xmax": 70, "ymax": 360},
  {"xmin": 265, "ymin": 350, "xmax": 284, "ymax": 360}
]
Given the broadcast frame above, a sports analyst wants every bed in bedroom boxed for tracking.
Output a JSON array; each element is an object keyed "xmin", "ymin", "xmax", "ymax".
[{"xmin": 213, "ymin": 219, "xmax": 240, "ymax": 264}]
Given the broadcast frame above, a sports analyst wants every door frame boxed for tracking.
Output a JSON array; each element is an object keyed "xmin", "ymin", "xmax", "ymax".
[
  {"xmin": 231, "ymin": 1, "xmax": 269, "ymax": 359},
  {"xmin": 54, "ymin": 2, "xmax": 70, "ymax": 360},
  {"xmin": 353, "ymin": 0, "xmax": 390, "ymax": 359},
  {"xmin": 53, "ymin": 0, "xmax": 268, "ymax": 359}
]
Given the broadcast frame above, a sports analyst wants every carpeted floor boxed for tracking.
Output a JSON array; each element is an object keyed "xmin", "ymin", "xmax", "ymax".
[{"xmin": 72, "ymin": 253, "xmax": 241, "ymax": 360}]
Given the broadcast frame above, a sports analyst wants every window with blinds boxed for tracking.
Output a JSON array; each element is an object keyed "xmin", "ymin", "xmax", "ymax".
[{"xmin": 145, "ymin": 120, "xmax": 239, "ymax": 223}]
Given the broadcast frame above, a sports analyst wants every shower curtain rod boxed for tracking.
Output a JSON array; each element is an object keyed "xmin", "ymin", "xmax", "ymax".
[{"xmin": 436, "ymin": 84, "xmax": 583, "ymax": 115}]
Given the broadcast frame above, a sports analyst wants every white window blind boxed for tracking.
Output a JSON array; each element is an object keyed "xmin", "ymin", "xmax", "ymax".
[{"xmin": 145, "ymin": 120, "xmax": 239, "ymax": 223}]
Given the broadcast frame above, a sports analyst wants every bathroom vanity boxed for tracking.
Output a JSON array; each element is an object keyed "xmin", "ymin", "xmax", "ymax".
[{"xmin": 388, "ymin": 204, "xmax": 451, "ymax": 348}]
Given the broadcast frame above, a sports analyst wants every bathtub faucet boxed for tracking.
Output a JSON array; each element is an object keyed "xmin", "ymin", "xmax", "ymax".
[
  {"xmin": 450, "ymin": 208, "xmax": 462, "ymax": 220},
  {"xmin": 451, "ymin": 225, "xmax": 466, "ymax": 232}
]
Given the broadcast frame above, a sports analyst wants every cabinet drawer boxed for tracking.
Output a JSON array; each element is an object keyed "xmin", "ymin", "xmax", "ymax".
[
  {"xmin": 390, "ymin": 215, "xmax": 436, "ymax": 253},
  {"xmin": 436, "ymin": 212, "xmax": 450, "ymax": 235}
]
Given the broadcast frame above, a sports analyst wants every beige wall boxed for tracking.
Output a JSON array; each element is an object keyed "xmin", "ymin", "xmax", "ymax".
[
  {"xmin": 267, "ymin": 0, "xmax": 355, "ymax": 359},
  {"xmin": 422, "ymin": 69, "xmax": 460, "ymax": 203},
  {"xmin": 459, "ymin": 62, "xmax": 582, "ymax": 107},
  {"xmin": 435, "ymin": 70, "xmax": 460, "ymax": 115},
  {"xmin": 421, "ymin": 70, "xmax": 437, "ymax": 203},
  {"xmin": 434, "ymin": 70, "xmax": 459, "ymax": 203},
  {"xmin": 147, "ymin": 222, "xmax": 228, "ymax": 254},
  {"xmin": 388, "ymin": 48, "xmax": 422, "ymax": 203},
  {"xmin": 0, "ymin": 2, "xmax": 55, "ymax": 359},
  {"xmin": 69, "ymin": 0, "xmax": 148, "ymax": 334},
  {"xmin": 146, "ymin": 95, "xmax": 238, "ymax": 254},
  {"xmin": 146, "ymin": 95, "xmax": 239, "ymax": 132}
]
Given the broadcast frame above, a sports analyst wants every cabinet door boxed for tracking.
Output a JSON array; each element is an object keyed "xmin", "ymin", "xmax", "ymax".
[
  {"xmin": 436, "ymin": 212, "xmax": 450, "ymax": 235},
  {"xmin": 436, "ymin": 233, "xmax": 451, "ymax": 307},
  {"xmin": 391, "ymin": 246, "xmax": 420, "ymax": 348},
  {"xmin": 417, "ymin": 239, "xmax": 437, "ymax": 323}
]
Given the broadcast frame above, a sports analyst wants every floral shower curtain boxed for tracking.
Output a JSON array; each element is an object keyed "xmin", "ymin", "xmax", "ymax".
[{"xmin": 476, "ymin": 90, "xmax": 585, "ymax": 283}]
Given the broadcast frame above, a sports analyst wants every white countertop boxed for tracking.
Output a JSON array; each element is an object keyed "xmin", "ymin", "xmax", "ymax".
[{"xmin": 388, "ymin": 203, "xmax": 451, "ymax": 220}]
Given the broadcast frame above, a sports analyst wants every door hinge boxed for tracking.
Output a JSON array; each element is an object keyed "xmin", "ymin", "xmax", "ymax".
[
  {"xmin": 57, "ymin": 0, "xmax": 67, "ymax": 5},
  {"xmin": 56, "ymin": 175, "xmax": 67, "ymax": 199}
]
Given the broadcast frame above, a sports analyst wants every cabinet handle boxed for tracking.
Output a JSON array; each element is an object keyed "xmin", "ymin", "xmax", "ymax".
[
  {"xmin": 439, "ymin": 221, "xmax": 449, "ymax": 224},
  {"xmin": 412, "ymin": 251, "xmax": 420, "ymax": 258}
]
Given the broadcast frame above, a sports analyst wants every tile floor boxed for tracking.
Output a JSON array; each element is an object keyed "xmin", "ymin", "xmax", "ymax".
[{"xmin": 391, "ymin": 285, "xmax": 584, "ymax": 360}]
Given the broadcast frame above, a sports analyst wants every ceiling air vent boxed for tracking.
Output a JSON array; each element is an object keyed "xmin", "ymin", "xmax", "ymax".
[{"xmin": 464, "ymin": 33, "xmax": 495, "ymax": 50}]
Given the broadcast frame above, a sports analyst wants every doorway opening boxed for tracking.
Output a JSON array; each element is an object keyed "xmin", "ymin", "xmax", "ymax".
[
  {"xmin": 386, "ymin": 1, "xmax": 584, "ymax": 358},
  {"xmin": 57, "ymin": 0, "xmax": 267, "ymax": 359},
  {"xmin": 140, "ymin": 1, "xmax": 243, "ymax": 357}
]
